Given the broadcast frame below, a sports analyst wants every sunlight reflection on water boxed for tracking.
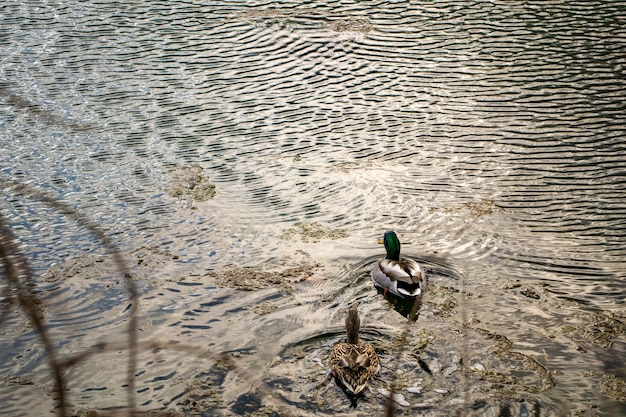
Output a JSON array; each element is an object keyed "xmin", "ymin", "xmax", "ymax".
[{"xmin": 1, "ymin": 0, "xmax": 625, "ymax": 415}]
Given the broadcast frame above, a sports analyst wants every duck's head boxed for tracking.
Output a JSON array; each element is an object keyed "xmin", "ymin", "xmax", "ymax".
[
  {"xmin": 383, "ymin": 231, "xmax": 401, "ymax": 261},
  {"xmin": 345, "ymin": 306, "xmax": 360, "ymax": 344}
]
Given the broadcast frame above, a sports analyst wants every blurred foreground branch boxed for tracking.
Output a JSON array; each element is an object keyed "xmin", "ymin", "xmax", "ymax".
[{"xmin": 0, "ymin": 176, "xmax": 138, "ymax": 416}]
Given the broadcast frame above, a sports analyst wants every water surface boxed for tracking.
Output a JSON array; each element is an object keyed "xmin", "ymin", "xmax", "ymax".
[{"xmin": 1, "ymin": 1, "xmax": 625, "ymax": 416}]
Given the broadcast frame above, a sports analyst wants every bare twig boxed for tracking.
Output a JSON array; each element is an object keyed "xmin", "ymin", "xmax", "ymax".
[
  {"xmin": 0, "ymin": 87, "xmax": 95, "ymax": 131},
  {"xmin": 0, "ymin": 213, "xmax": 68, "ymax": 416},
  {"xmin": 0, "ymin": 176, "xmax": 138, "ymax": 415}
]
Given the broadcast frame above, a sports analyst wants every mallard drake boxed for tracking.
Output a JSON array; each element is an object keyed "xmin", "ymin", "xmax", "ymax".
[
  {"xmin": 329, "ymin": 306, "xmax": 380, "ymax": 406},
  {"xmin": 371, "ymin": 231, "xmax": 426, "ymax": 299}
]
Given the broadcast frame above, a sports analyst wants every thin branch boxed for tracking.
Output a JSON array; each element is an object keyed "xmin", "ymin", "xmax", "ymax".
[
  {"xmin": 0, "ymin": 213, "xmax": 67, "ymax": 416},
  {"xmin": 0, "ymin": 176, "xmax": 138, "ymax": 415}
]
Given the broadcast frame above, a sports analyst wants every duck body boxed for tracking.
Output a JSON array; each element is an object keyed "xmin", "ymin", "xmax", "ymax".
[
  {"xmin": 329, "ymin": 306, "xmax": 380, "ymax": 403},
  {"xmin": 371, "ymin": 231, "xmax": 426, "ymax": 299}
]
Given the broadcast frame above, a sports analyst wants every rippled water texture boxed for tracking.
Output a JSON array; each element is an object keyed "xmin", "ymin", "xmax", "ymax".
[{"xmin": 1, "ymin": 1, "xmax": 625, "ymax": 416}]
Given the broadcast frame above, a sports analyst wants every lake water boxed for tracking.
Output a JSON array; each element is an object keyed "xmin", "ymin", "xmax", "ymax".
[{"xmin": 1, "ymin": 1, "xmax": 625, "ymax": 416}]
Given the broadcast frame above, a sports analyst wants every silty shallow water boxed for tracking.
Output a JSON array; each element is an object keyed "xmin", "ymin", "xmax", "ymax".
[{"xmin": 0, "ymin": 1, "xmax": 625, "ymax": 416}]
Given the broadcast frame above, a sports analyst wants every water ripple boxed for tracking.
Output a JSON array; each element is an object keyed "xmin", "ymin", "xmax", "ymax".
[{"xmin": 2, "ymin": 0, "xmax": 625, "ymax": 415}]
